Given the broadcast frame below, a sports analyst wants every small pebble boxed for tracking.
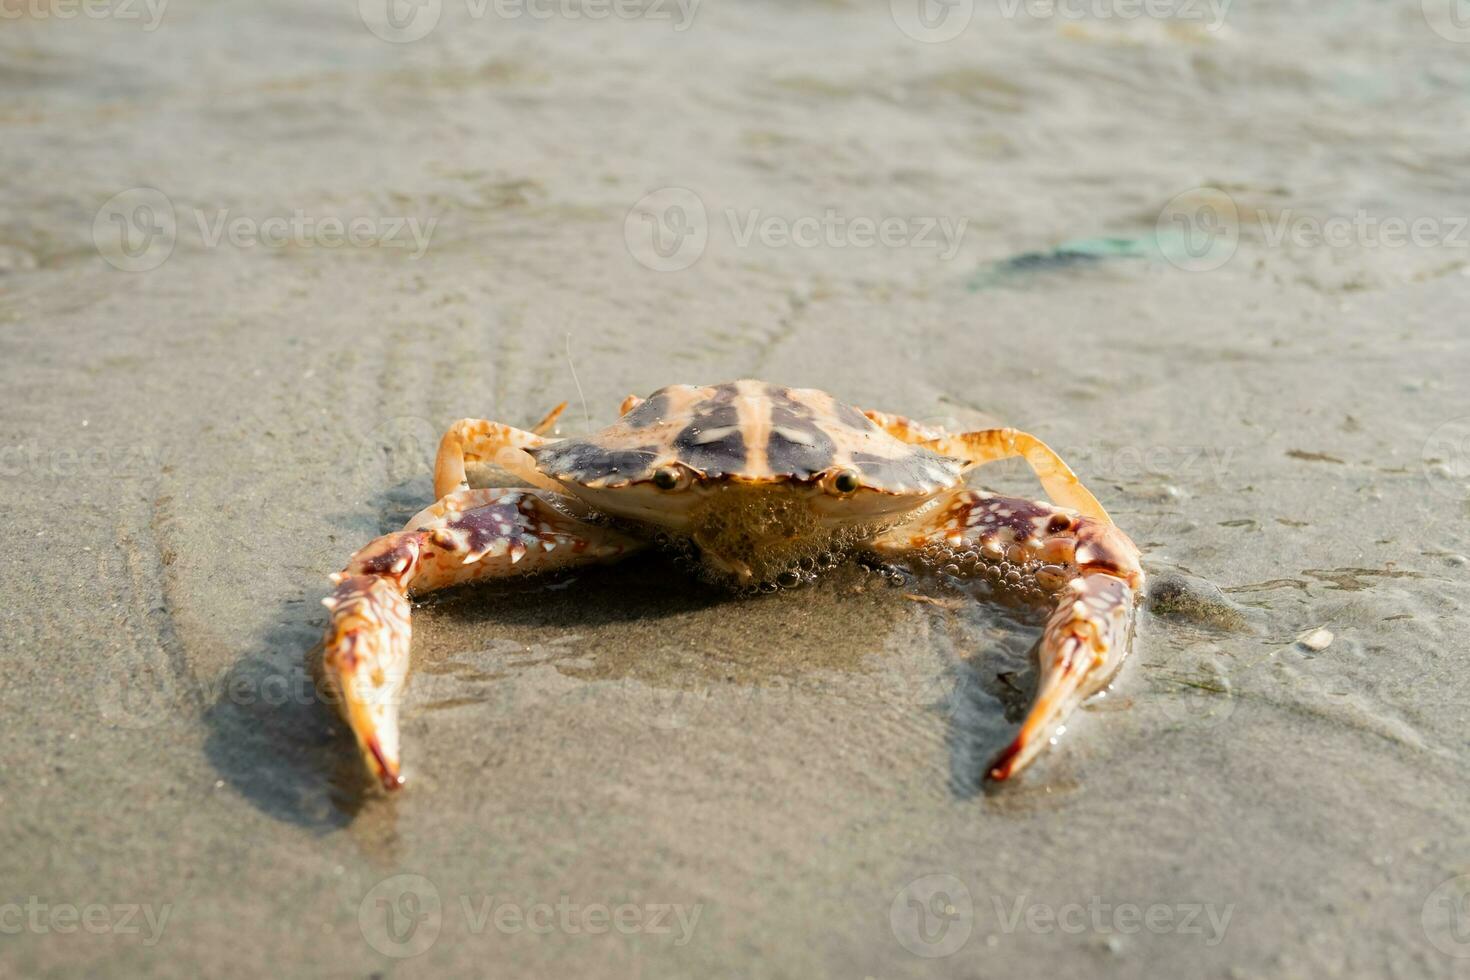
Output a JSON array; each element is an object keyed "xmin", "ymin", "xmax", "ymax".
[{"xmin": 1298, "ymin": 627, "xmax": 1334, "ymax": 652}]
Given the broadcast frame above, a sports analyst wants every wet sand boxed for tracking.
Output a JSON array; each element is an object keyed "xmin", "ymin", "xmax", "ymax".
[{"xmin": 4, "ymin": 2, "xmax": 1470, "ymax": 977}]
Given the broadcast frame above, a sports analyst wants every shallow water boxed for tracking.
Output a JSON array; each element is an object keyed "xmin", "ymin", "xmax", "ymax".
[{"xmin": 4, "ymin": 1, "xmax": 1470, "ymax": 976}]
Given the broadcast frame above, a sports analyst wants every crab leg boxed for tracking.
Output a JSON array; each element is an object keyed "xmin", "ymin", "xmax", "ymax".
[
  {"xmin": 860, "ymin": 409, "xmax": 949, "ymax": 443},
  {"xmin": 434, "ymin": 419, "xmax": 557, "ymax": 499},
  {"xmin": 321, "ymin": 488, "xmax": 642, "ymax": 790},
  {"xmin": 529, "ymin": 401, "xmax": 569, "ymax": 436},
  {"xmin": 868, "ymin": 489, "xmax": 1144, "ymax": 781},
  {"xmin": 858, "ymin": 411, "xmax": 1109, "ymax": 523},
  {"xmin": 921, "ymin": 429, "xmax": 1110, "ymax": 523}
]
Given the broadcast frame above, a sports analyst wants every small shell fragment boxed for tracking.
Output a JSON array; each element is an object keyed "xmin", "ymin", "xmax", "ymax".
[{"xmin": 1298, "ymin": 627, "xmax": 1334, "ymax": 652}]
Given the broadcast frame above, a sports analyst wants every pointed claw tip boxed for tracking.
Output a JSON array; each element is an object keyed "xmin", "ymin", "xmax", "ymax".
[
  {"xmin": 987, "ymin": 733, "xmax": 1033, "ymax": 782},
  {"xmin": 366, "ymin": 738, "xmax": 403, "ymax": 793}
]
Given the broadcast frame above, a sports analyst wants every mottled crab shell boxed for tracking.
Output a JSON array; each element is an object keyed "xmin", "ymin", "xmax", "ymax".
[{"xmin": 528, "ymin": 380, "xmax": 964, "ymax": 494}]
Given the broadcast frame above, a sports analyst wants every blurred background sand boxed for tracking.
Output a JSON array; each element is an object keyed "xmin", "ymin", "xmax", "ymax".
[{"xmin": 3, "ymin": 1, "xmax": 1470, "ymax": 976}]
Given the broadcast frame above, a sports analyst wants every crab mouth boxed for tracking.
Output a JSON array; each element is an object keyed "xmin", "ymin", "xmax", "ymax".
[
  {"xmin": 681, "ymin": 484, "xmax": 863, "ymax": 584},
  {"xmin": 691, "ymin": 538, "xmax": 758, "ymax": 584}
]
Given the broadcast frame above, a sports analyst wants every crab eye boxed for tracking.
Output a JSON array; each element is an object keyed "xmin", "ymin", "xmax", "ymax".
[
  {"xmin": 653, "ymin": 466, "xmax": 683, "ymax": 491},
  {"xmin": 832, "ymin": 470, "xmax": 860, "ymax": 494}
]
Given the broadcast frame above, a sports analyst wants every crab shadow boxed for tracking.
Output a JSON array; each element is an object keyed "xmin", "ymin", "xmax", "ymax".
[{"xmin": 920, "ymin": 591, "xmax": 1053, "ymax": 801}]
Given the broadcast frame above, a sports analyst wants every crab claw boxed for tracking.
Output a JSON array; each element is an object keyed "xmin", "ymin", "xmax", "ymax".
[
  {"xmin": 323, "ymin": 578, "xmax": 411, "ymax": 791},
  {"xmin": 988, "ymin": 572, "xmax": 1136, "ymax": 781},
  {"xmin": 321, "ymin": 533, "xmax": 421, "ymax": 792}
]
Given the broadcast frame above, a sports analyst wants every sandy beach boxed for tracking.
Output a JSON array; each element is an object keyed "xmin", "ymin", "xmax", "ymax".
[{"xmin": 4, "ymin": 1, "xmax": 1470, "ymax": 976}]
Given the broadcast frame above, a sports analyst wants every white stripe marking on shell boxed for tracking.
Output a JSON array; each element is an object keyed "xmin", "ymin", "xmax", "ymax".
[
  {"xmin": 692, "ymin": 425, "xmax": 739, "ymax": 445},
  {"xmin": 772, "ymin": 426, "xmax": 817, "ymax": 446}
]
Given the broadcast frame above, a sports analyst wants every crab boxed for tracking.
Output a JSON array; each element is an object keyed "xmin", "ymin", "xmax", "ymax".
[{"xmin": 321, "ymin": 380, "xmax": 1144, "ymax": 792}]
